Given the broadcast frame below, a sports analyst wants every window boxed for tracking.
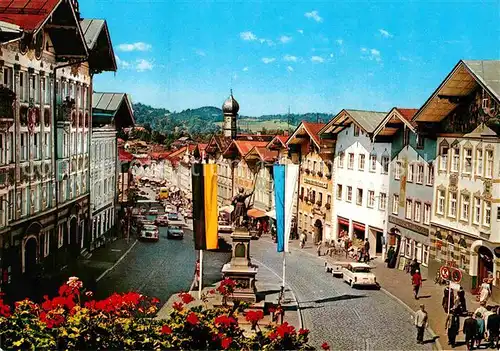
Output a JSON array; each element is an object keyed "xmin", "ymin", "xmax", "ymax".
[
  {"xmin": 414, "ymin": 202, "xmax": 421, "ymax": 222},
  {"xmin": 486, "ymin": 149, "xmax": 494, "ymax": 178},
  {"xmin": 451, "ymin": 147, "xmax": 460, "ymax": 172},
  {"xmin": 300, "ymin": 186, "xmax": 304, "ymax": 200},
  {"xmin": 426, "ymin": 163, "xmax": 434, "ymax": 186},
  {"xmin": 311, "ymin": 190, "xmax": 316, "ymax": 204},
  {"xmin": 484, "ymin": 201, "xmax": 491, "ymax": 227},
  {"xmin": 348, "ymin": 153, "xmax": 354, "ymax": 169},
  {"xmin": 318, "ymin": 192, "xmax": 323, "ymax": 206},
  {"xmin": 449, "ymin": 192, "xmax": 457, "ymax": 218},
  {"xmin": 476, "ymin": 148, "xmax": 483, "ymax": 176},
  {"xmin": 368, "ymin": 190, "xmax": 375, "ymax": 208},
  {"xmin": 463, "ymin": 148, "xmax": 472, "ymax": 174},
  {"xmin": 416, "ymin": 164, "xmax": 424, "ymax": 184},
  {"xmin": 381, "ymin": 156, "xmax": 389, "ymax": 174},
  {"xmin": 336, "ymin": 184, "xmax": 343, "ymax": 200},
  {"xmin": 437, "ymin": 190, "xmax": 445, "ymax": 215},
  {"xmin": 416, "ymin": 134, "xmax": 424, "ymax": 149},
  {"xmin": 3, "ymin": 66, "xmax": 13, "ymax": 90},
  {"xmin": 403, "ymin": 128, "xmax": 410, "ymax": 146},
  {"xmin": 358, "ymin": 154, "xmax": 365, "ymax": 171},
  {"xmin": 369, "ymin": 154, "xmax": 377, "ymax": 172},
  {"xmin": 19, "ymin": 71, "xmax": 26, "ymax": 101},
  {"xmin": 354, "ymin": 125, "xmax": 360, "ymax": 136},
  {"xmin": 338, "ymin": 152, "xmax": 344, "ymax": 168},
  {"xmin": 407, "ymin": 163, "xmax": 414, "ymax": 182},
  {"xmin": 379, "ymin": 193, "xmax": 387, "ymax": 210},
  {"xmin": 405, "ymin": 238, "xmax": 412, "ymax": 258},
  {"xmin": 327, "ymin": 195, "xmax": 331, "ymax": 205},
  {"xmin": 422, "ymin": 245, "xmax": 429, "ymax": 266},
  {"xmin": 474, "ymin": 197, "xmax": 481, "ymax": 224},
  {"xmin": 394, "ymin": 161, "xmax": 401, "ymax": 180},
  {"xmin": 33, "ymin": 133, "xmax": 40, "ymax": 160},
  {"xmin": 440, "ymin": 146, "xmax": 449, "ymax": 171},
  {"xmin": 347, "ymin": 186, "xmax": 352, "ymax": 202},
  {"xmin": 356, "ymin": 188, "xmax": 363, "ymax": 206},
  {"xmin": 405, "ymin": 199, "xmax": 413, "ymax": 219},
  {"xmin": 58, "ymin": 224, "xmax": 64, "ymax": 248},
  {"xmin": 461, "ymin": 194, "xmax": 470, "ymax": 222},
  {"xmin": 20, "ymin": 132, "xmax": 28, "ymax": 161},
  {"xmin": 0, "ymin": 134, "xmax": 5, "ymax": 165},
  {"xmin": 392, "ymin": 195, "xmax": 399, "ymax": 215},
  {"xmin": 424, "ymin": 203, "xmax": 431, "ymax": 224}
]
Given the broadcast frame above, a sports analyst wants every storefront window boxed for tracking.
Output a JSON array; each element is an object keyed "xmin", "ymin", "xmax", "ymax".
[
  {"xmin": 405, "ymin": 238, "xmax": 412, "ymax": 259},
  {"xmin": 459, "ymin": 251, "xmax": 467, "ymax": 270},
  {"xmin": 422, "ymin": 245, "xmax": 429, "ymax": 266}
]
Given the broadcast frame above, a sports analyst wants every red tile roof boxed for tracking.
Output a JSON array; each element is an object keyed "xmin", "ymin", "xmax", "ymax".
[
  {"xmin": 395, "ymin": 108, "xmax": 419, "ymax": 122},
  {"xmin": 0, "ymin": 0, "xmax": 61, "ymax": 31},
  {"xmin": 255, "ymin": 147, "xmax": 278, "ymax": 162},
  {"xmin": 197, "ymin": 143, "xmax": 208, "ymax": 151},
  {"xmin": 302, "ymin": 121, "xmax": 326, "ymax": 147},
  {"xmin": 235, "ymin": 140, "xmax": 269, "ymax": 156},
  {"xmin": 149, "ymin": 152, "xmax": 171, "ymax": 160}
]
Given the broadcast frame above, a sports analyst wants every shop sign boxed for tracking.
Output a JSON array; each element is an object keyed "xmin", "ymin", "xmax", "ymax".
[
  {"xmin": 388, "ymin": 215, "xmax": 429, "ymax": 236},
  {"xmin": 304, "ymin": 178, "xmax": 328, "ymax": 189}
]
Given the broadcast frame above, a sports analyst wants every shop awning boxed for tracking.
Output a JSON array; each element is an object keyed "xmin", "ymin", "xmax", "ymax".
[
  {"xmin": 353, "ymin": 222, "xmax": 365, "ymax": 232},
  {"xmin": 247, "ymin": 208, "xmax": 267, "ymax": 218},
  {"xmin": 338, "ymin": 217, "xmax": 349, "ymax": 226}
]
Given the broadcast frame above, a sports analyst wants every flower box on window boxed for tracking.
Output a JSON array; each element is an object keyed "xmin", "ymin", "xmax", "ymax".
[
  {"xmin": 325, "ymin": 203, "xmax": 331, "ymax": 210},
  {"xmin": 317, "ymin": 171, "xmax": 323, "ymax": 177},
  {"xmin": 305, "ymin": 168, "xmax": 310, "ymax": 174}
]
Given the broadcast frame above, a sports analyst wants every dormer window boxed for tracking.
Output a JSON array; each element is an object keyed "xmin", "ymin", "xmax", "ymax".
[
  {"xmin": 403, "ymin": 127, "xmax": 410, "ymax": 147},
  {"xmin": 354, "ymin": 125, "xmax": 361, "ymax": 137}
]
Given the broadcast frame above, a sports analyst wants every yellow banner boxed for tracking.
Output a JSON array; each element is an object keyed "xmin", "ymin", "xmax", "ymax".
[{"xmin": 203, "ymin": 164, "xmax": 219, "ymax": 250}]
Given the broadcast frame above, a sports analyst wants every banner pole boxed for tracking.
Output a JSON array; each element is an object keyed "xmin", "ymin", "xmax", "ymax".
[
  {"xmin": 199, "ymin": 250, "xmax": 203, "ymax": 299},
  {"xmin": 281, "ymin": 251, "xmax": 286, "ymax": 299}
]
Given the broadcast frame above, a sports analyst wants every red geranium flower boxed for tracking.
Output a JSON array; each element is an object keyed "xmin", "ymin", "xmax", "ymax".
[
  {"xmin": 172, "ymin": 301, "xmax": 184, "ymax": 311},
  {"xmin": 245, "ymin": 310, "xmax": 264, "ymax": 325},
  {"xmin": 209, "ymin": 289, "xmax": 216, "ymax": 295},
  {"xmin": 276, "ymin": 322, "xmax": 295, "ymax": 338},
  {"xmin": 178, "ymin": 292, "xmax": 195, "ymax": 304},
  {"xmin": 214, "ymin": 315, "xmax": 236, "ymax": 327},
  {"xmin": 321, "ymin": 342, "xmax": 330, "ymax": 350},
  {"xmin": 221, "ymin": 336, "xmax": 232, "ymax": 349},
  {"xmin": 269, "ymin": 331, "xmax": 278, "ymax": 340},
  {"xmin": 298, "ymin": 328, "xmax": 309, "ymax": 336},
  {"xmin": 186, "ymin": 312, "xmax": 199, "ymax": 325},
  {"xmin": 151, "ymin": 297, "xmax": 160, "ymax": 304},
  {"xmin": 161, "ymin": 325, "xmax": 172, "ymax": 335}
]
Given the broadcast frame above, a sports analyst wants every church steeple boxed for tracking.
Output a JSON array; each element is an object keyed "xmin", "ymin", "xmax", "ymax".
[{"xmin": 222, "ymin": 90, "xmax": 239, "ymax": 139}]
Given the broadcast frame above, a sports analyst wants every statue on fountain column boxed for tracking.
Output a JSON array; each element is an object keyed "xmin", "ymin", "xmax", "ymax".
[{"xmin": 231, "ymin": 187, "xmax": 254, "ymax": 228}]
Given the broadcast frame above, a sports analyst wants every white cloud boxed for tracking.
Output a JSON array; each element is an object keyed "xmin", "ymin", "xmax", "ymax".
[
  {"xmin": 360, "ymin": 47, "xmax": 382, "ymax": 62},
  {"xmin": 287, "ymin": 66, "xmax": 294, "ymax": 72},
  {"xmin": 262, "ymin": 57, "xmax": 276, "ymax": 64},
  {"xmin": 399, "ymin": 55, "xmax": 413, "ymax": 62},
  {"xmin": 242, "ymin": 66, "xmax": 249, "ymax": 71},
  {"xmin": 283, "ymin": 54, "xmax": 298, "ymax": 62},
  {"xmin": 297, "ymin": 29, "xmax": 304, "ymax": 34},
  {"xmin": 379, "ymin": 29, "xmax": 393, "ymax": 38},
  {"xmin": 305, "ymin": 10, "xmax": 323, "ymax": 22},
  {"xmin": 280, "ymin": 35, "xmax": 292, "ymax": 43},
  {"xmin": 336, "ymin": 39, "xmax": 343, "ymax": 45},
  {"xmin": 115, "ymin": 55, "xmax": 130, "ymax": 69},
  {"xmin": 194, "ymin": 49, "xmax": 206, "ymax": 57},
  {"xmin": 240, "ymin": 31, "xmax": 257, "ymax": 41},
  {"xmin": 311, "ymin": 56, "xmax": 324, "ymax": 63},
  {"xmin": 258, "ymin": 38, "xmax": 275, "ymax": 46},
  {"xmin": 135, "ymin": 59, "xmax": 153, "ymax": 72},
  {"xmin": 117, "ymin": 42, "xmax": 152, "ymax": 52},
  {"xmin": 329, "ymin": 53, "xmax": 334, "ymax": 58}
]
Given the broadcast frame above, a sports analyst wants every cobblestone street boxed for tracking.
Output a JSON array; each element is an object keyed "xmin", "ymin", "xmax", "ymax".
[{"xmin": 251, "ymin": 237, "xmax": 434, "ymax": 350}]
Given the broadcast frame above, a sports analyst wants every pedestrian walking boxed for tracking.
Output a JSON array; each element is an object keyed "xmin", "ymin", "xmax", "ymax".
[
  {"xmin": 317, "ymin": 242, "xmax": 322, "ymax": 256},
  {"xmin": 475, "ymin": 312, "xmax": 485, "ymax": 348},
  {"xmin": 480, "ymin": 278, "xmax": 491, "ymax": 304},
  {"xmin": 412, "ymin": 270, "xmax": 422, "ymax": 300},
  {"xmin": 445, "ymin": 311, "xmax": 460, "ymax": 348},
  {"xmin": 458, "ymin": 286, "xmax": 467, "ymax": 314},
  {"xmin": 344, "ymin": 238, "xmax": 349, "ymax": 259},
  {"xmin": 463, "ymin": 312, "xmax": 478, "ymax": 350},
  {"xmin": 363, "ymin": 238, "xmax": 370, "ymax": 262},
  {"xmin": 414, "ymin": 304, "xmax": 428, "ymax": 344},
  {"xmin": 475, "ymin": 301, "xmax": 488, "ymax": 318},
  {"xmin": 300, "ymin": 233, "xmax": 306, "ymax": 249},
  {"xmin": 487, "ymin": 307, "xmax": 500, "ymax": 349},
  {"xmin": 443, "ymin": 286, "xmax": 454, "ymax": 312},
  {"xmin": 410, "ymin": 258, "xmax": 420, "ymax": 276}
]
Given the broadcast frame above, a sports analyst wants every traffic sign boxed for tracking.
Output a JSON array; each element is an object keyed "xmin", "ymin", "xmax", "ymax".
[
  {"xmin": 451, "ymin": 268, "xmax": 462, "ymax": 283},
  {"xmin": 440, "ymin": 266, "xmax": 450, "ymax": 280}
]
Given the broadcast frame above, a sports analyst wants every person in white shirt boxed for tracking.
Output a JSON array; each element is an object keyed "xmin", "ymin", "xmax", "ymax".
[{"xmin": 415, "ymin": 304, "xmax": 428, "ymax": 344}]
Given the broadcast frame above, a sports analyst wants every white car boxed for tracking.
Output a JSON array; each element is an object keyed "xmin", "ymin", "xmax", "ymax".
[
  {"xmin": 325, "ymin": 261, "xmax": 350, "ymax": 277},
  {"xmin": 148, "ymin": 208, "xmax": 159, "ymax": 215},
  {"xmin": 342, "ymin": 263, "xmax": 378, "ymax": 288},
  {"xmin": 139, "ymin": 224, "xmax": 159, "ymax": 241}
]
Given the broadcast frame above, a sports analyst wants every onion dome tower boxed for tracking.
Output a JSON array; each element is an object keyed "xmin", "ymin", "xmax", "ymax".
[{"xmin": 222, "ymin": 90, "xmax": 239, "ymax": 139}]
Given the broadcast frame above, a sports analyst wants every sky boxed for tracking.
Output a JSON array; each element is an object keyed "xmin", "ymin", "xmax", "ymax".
[{"xmin": 81, "ymin": 0, "xmax": 500, "ymax": 117}]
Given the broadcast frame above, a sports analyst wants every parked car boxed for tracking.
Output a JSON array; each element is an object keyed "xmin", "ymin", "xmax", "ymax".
[
  {"xmin": 149, "ymin": 208, "xmax": 159, "ymax": 215},
  {"xmin": 167, "ymin": 212, "xmax": 179, "ymax": 221},
  {"xmin": 139, "ymin": 224, "xmax": 159, "ymax": 241},
  {"xmin": 167, "ymin": 226, "xmax": 184, "ymax": 239},
  {"xmin": 342, "ymin": 263, "xmax": 378, "ymax": 288},
  {"xmin": 155, "ymin": 215, "xmax": 169, "ymax": 226},
  {"xmin": 325, "ymin": 261, "xmax": 350, "ymax": 277}
]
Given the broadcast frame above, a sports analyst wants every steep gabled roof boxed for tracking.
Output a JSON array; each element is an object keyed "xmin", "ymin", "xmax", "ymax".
[
  {"xmin": 286, "ymin": 121, "xmax": 326, "ymax": 149},
  {"xmin": 319, "ymin": 109, "xmax": 387, "ymax": 136},
  {"xmin": 266, "ymin": 134, "xmax": 288, "ymax": 149},
  {"xmin": 245, "ymin": 146, "xmax": 278, "ymax": 163},
  {"xmin": 222, "ymin": 140, "xmax": 269, "ymax": 158},
  {"xmin": 413, "ymin": 60, "xmax": 500, "ymax": 123},
  {"xmin": 92, "ymin": 92, "xmax": 135, "ymax": 128},
  {"xmin": 373, "ymin": 107, "xmax": 418, "ymax": 138},
  {"xmin": 80, "ymin": 18, "xmax": 116, "ymax": 72},
  {"xmin": 0, "ymin": 0, "xmax": 61, "ymax": 32}
]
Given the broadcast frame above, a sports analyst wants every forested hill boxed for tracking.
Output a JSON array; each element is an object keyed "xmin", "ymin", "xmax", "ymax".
[{"xmin": 132, "ymin": 103, "xmax": 332, "ymax": 134}]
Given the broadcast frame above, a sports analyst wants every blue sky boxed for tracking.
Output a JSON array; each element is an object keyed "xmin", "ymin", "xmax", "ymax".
[{"xmin": 81, "ymin": 0, "xmax": 500, "ymax": 116}]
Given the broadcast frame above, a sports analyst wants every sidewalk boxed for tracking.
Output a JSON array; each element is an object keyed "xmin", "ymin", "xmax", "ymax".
[
  {"xmin": 292, "ymin": 239, "xmax": 489, "ymax": 351},
  {"xmin": 156, "ymin": 259, "xmax": 301, "ymax": 332}
]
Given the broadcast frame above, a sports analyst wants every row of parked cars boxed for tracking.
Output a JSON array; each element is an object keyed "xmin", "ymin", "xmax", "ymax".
[
  {"xmin": 133, "ymin": 208, "xmax": 186, "ymax": 242},
  {"xmin": 325, "ymin": 262, "xmax": 380, "ymax": 289}
]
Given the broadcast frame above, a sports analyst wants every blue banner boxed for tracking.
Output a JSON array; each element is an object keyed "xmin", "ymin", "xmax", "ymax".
[{"xmin": 273, "ymin": 164, "xmax": 285, "ymax": 252}]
